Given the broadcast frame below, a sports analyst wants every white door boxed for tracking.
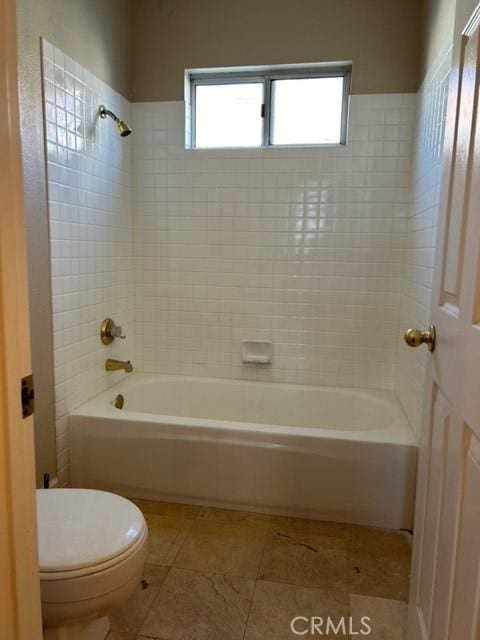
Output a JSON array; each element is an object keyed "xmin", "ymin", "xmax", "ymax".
[{"xmin": 408, "ymin": 1, "xmax": 480, "ymax": 638}]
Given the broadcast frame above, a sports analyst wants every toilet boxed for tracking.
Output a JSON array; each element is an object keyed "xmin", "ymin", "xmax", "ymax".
[{"xmin": 37, "ymin": 489, "xmax": 148, "ymax": 640}]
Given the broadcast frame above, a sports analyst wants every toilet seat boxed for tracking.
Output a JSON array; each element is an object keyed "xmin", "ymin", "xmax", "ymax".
[{"xmin": 37, "ymin": 489, "xmax": 146, "ymax": 574}]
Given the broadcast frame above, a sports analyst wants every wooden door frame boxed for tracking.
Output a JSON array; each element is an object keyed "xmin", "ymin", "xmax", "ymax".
[{"xmin": 0, "ymin": 0, "xmax": 43, "ymax": 637}]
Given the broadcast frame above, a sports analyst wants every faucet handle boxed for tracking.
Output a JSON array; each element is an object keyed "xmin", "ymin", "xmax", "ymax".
[{"xmin": 112, "ymin": 325, "xmax": 126, "ymax": 339}]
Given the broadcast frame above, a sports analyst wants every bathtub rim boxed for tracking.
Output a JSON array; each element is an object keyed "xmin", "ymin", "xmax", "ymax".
[{"xmin": 70, "ymin": 373, "xmax": 416, "ymax": 447}]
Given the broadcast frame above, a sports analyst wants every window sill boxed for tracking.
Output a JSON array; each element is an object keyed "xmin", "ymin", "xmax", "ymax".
[{"xmin": 185, "ymin": 142, "xmax": 347, "ymax": 151}]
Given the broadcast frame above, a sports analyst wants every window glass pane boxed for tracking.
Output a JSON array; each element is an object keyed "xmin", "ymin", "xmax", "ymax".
[
  {"xmin": 271, "ymin": 77, "xmax": 344, "ymax": 145},
  {"xmin": 195, "ymin": 82, "xmax": 263, "ymax": 148}
]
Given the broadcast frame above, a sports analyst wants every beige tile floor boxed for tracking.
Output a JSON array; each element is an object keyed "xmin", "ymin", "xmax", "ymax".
[{"xmin": 107, "ymin": 499, "xmax": 411, "ymax": 640}]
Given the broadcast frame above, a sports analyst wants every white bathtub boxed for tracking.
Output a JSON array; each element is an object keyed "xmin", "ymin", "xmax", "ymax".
[{"xmin": 69, "ymin": 374, "xmax": 417, "ymax": 529}]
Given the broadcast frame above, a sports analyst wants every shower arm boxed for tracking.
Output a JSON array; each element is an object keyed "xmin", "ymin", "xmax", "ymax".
[
  {"xmin": 99, "ymin": 106, "xmax": 119, "ymax": 123},
  {"xmin": 98, "ymin": 105, "xmax": 132, "ymax": 137}
]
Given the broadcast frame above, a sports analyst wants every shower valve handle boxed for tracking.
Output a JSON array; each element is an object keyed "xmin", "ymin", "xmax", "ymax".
[
  {"xmin": 112, "ymin": 325, "xmax": 126, "ymax": 339},
  {"xmin": 100, "ymin": 318, "xmax": 126, "ymax": 344}
]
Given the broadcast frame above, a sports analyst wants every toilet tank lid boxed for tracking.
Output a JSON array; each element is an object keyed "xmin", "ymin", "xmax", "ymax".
[{"xmin": 37, "ymin": 489, "xmax": 146, "ymax": 572}]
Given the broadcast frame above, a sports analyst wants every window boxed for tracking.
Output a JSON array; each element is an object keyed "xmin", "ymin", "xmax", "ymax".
[
  {"xmin": 195, "ymin": 82, "xmax": 264, "ymax": 148},
  {"xmin": 186, "ymin": 64, "xmax": 351, "ymax": 149}
]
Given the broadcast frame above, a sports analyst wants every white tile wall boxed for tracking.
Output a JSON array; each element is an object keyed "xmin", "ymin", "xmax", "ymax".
[
  {"xmin": 396, "ymin": 42, "xmax": 453, "ymax": 437},
  {"xmin": 132, "ymin": 95, "xmax": 416, "ymax": 388},
  {"xmin": 42, "ymin": 40, "xmax": 134, "ymax": 485},
  {"xmin": 41, "ymin": 40, "xmax": 426, "ymax": 484}
]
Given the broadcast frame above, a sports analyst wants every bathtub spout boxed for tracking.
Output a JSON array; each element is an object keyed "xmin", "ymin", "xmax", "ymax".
[{"xmin": 105, "ymin": 359, "xmax": 133, "ymax": 373}]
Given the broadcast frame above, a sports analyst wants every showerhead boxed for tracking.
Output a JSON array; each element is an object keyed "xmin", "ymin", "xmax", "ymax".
[
  {"xmin": 116, "ymin": 119, "xmax": 132, "ymax": 137},
  {"xmin": 99, "ymin": 105, "xmax": 132, "ymax": 137}
]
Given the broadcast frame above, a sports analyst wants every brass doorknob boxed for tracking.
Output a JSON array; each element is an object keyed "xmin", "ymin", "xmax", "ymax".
[{"xmin": 404, "ymin": 325, "xmax": 436, "ymax": 352}]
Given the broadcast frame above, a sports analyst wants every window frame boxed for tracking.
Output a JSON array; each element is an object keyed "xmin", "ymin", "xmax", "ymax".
[{"xmin": 187, "ymin": 64, "xmax": 352, "ymax": 149}]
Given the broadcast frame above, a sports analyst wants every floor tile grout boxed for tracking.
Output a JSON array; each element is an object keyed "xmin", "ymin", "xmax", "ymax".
[
  {"xmin": 241, "ymin": 578, "xmax": 259, "ymax": 640},
  {"xmin": 240, "ymin": 519, "xmax": 274, "ymax": 640},
  {"xmin": 145, "ymin": 553, "xmax": 409, "ymax": 600},
  {"xmin": 135, "ymin": 565, "xmax": 172, "ymax": 637}
]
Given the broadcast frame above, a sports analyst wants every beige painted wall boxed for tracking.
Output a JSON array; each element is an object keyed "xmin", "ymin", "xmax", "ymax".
[
  {"xmin": 16, "ymin": 0, "xmax": 131, "ymax": 486},
  {"xmin": 421, "ymin": 0, "xmax": 456, "ymax": 75},
  {"xmin": 131, "ymin": 0, "xmax": 424, "ymax": 102}
]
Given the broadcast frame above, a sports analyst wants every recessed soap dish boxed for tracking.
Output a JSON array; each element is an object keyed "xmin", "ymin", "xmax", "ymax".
[{"xmin": 242, "ymin": 340, "xmax": 274, "ymax": 364}]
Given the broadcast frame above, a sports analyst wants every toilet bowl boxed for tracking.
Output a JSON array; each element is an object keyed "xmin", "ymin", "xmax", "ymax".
[{"xmin": 37, "ymin": 489, "xmax": 148, "ymax": 640}]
